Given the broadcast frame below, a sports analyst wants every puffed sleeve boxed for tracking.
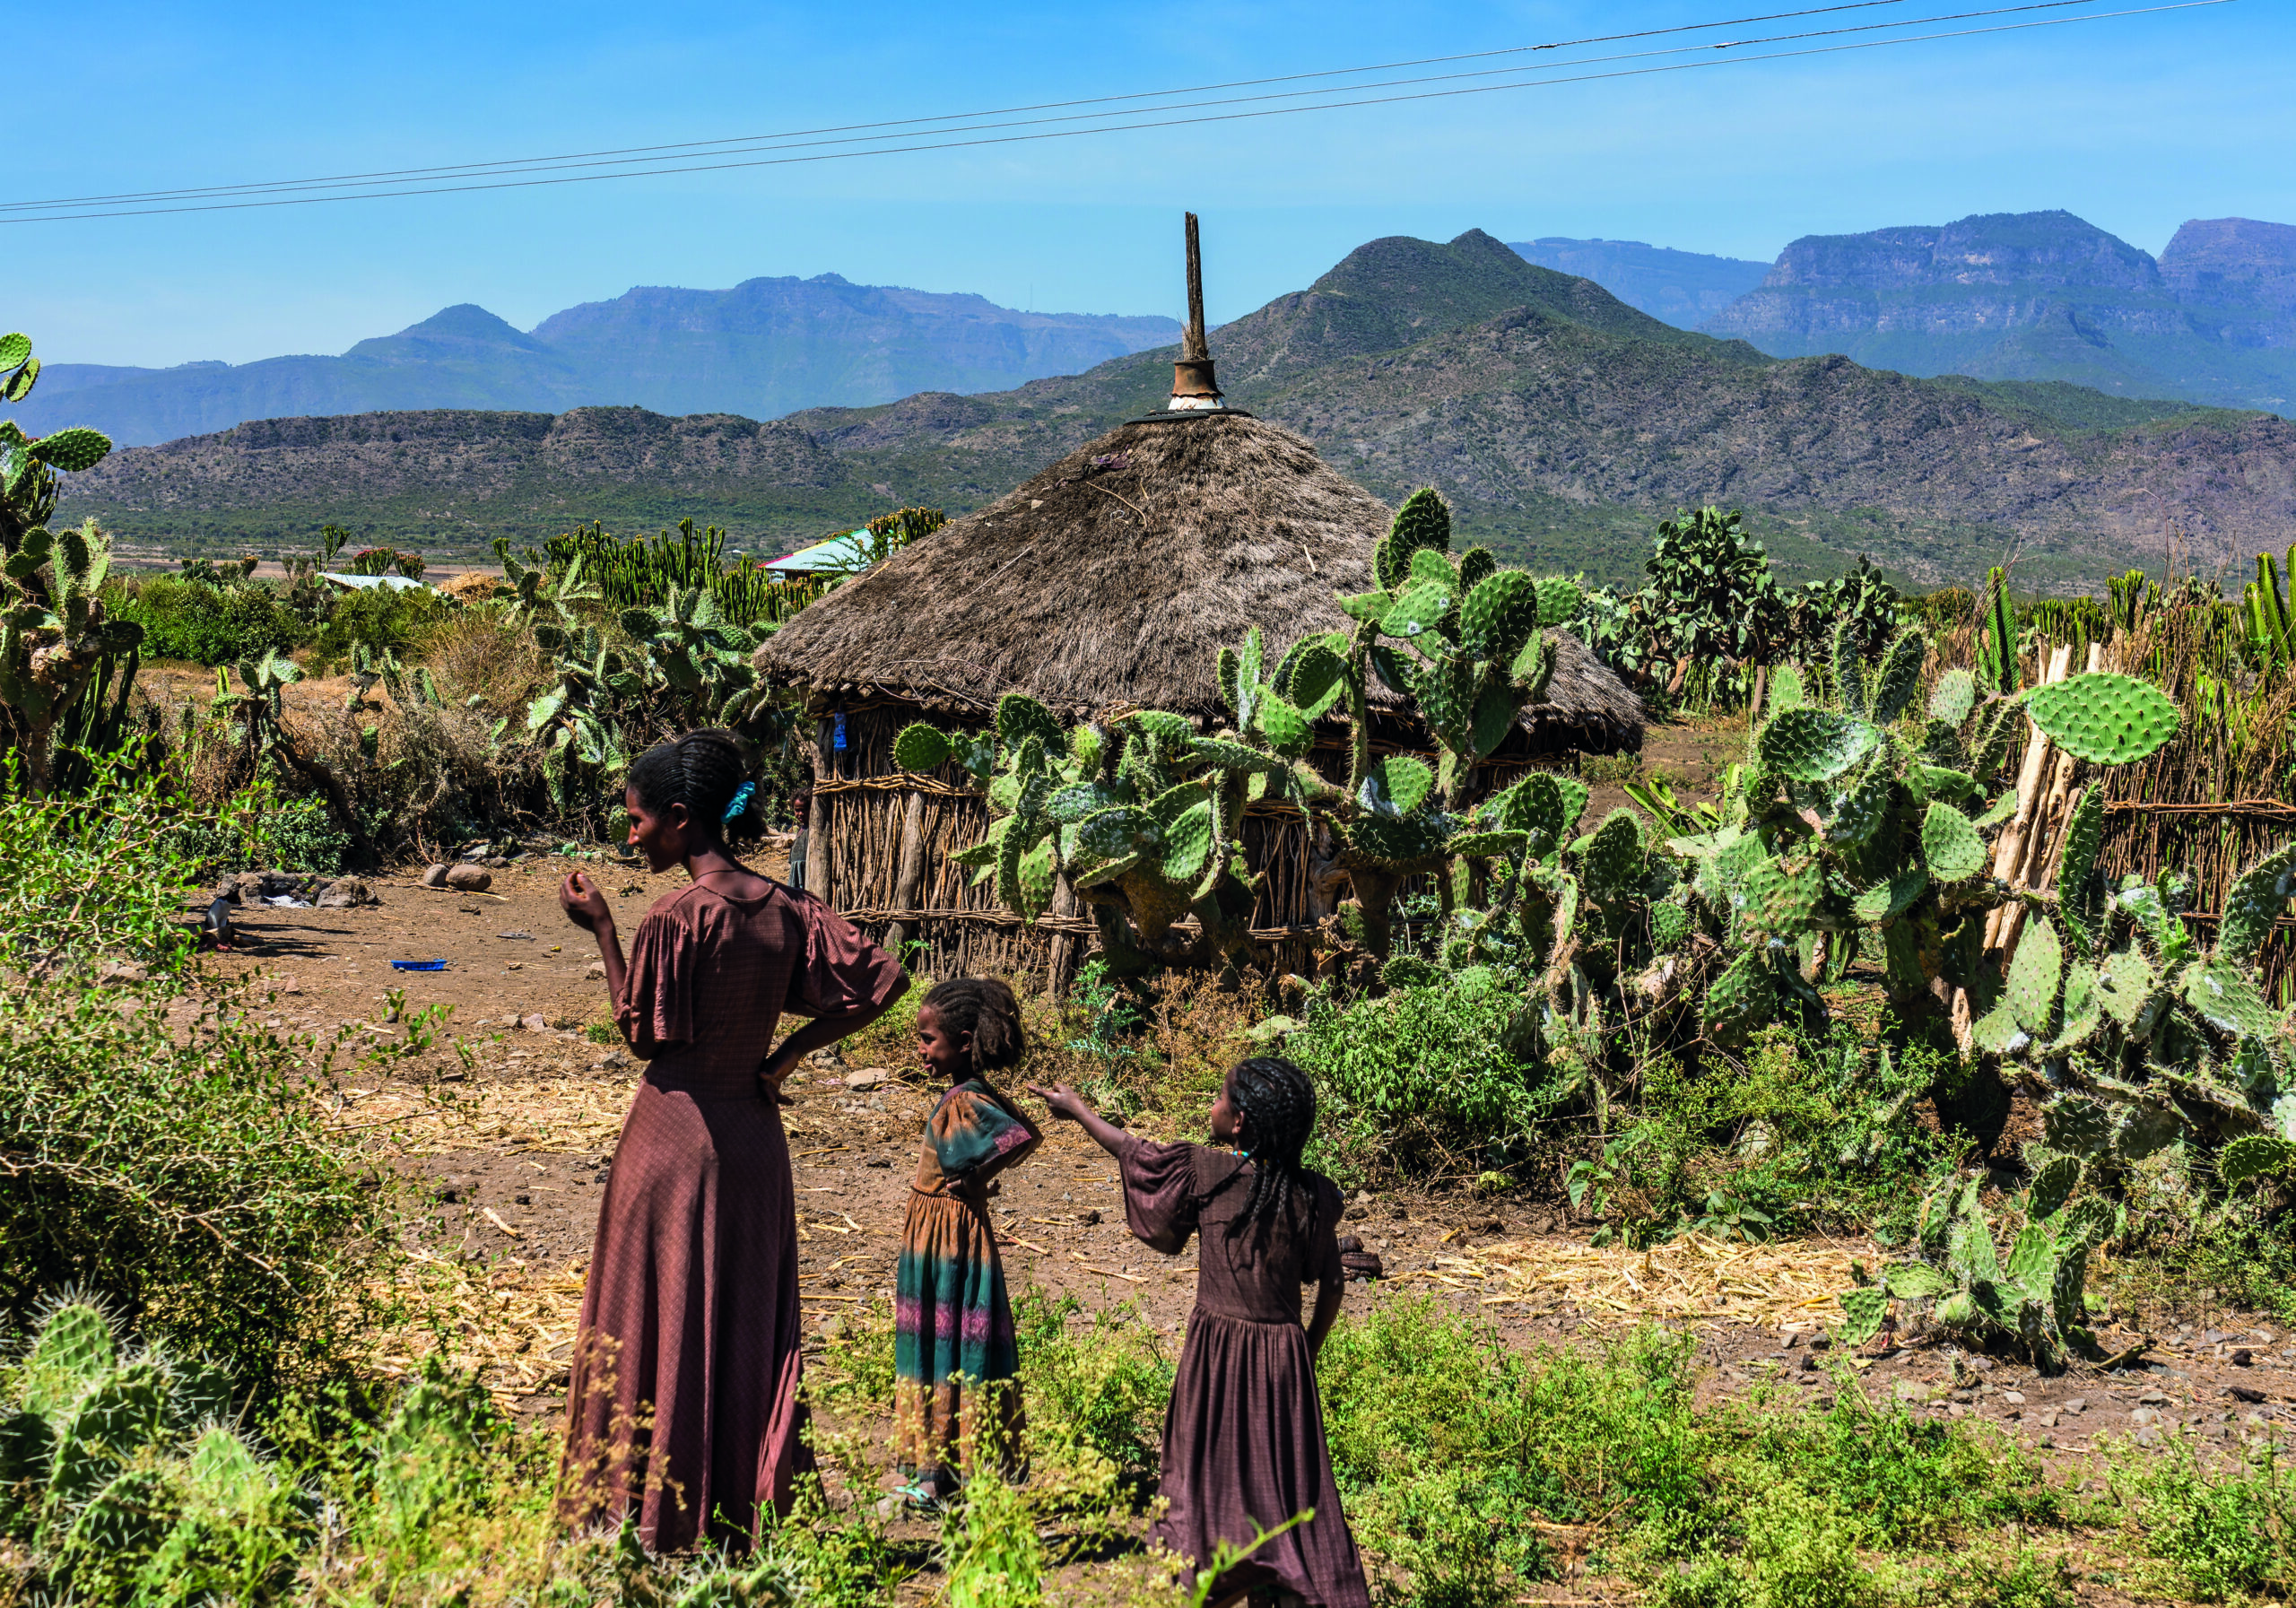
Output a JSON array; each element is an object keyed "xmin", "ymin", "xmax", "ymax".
[
  {"xmin": 782, "ymin": 887, "xmax": 905, "ymax": 1019},
  {"xmin": 615, "ymin": 909, "xmax": 690, "ymax": 1058},
  {"xmin": 928, "ymin": 1085, "xmax": 1042, "ymax": 1179},
  {"xmin": 1115, "ymin": 1136, "xmax": 1202, "ymax": 1256}
]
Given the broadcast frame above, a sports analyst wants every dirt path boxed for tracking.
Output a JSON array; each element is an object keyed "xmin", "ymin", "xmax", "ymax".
[{"xmin": 210, "ymin": 855, "xmax": 2296, "ymax": 1476}]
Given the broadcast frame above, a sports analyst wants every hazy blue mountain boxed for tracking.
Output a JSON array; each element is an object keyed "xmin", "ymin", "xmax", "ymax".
[
  {"xmin": 3, "ymin": 278, "xmax": 1179, "ymax": 447},
  {"xmin": 1508, "ymin": 238, "xmax": 1771, "ymax": 327},
  {"xmin": 1701, "ymin": 211, "xmax": 2296, "ymax": 414}
]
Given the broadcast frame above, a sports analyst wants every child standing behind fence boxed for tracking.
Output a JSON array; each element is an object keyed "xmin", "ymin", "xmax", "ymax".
[
  {"xmin": 890, "ymin": 978, "xmax": 1042, "ymax": 1506},
  {"xmin": 1032, "ymin": 1057, "xmax": 1370, "ymax": 1608}
]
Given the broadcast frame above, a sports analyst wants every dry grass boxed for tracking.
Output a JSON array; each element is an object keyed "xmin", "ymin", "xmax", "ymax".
[
  {"xmin": 1390, "ymin": 1231, "xmax": 1866, "ymax": 1332},
  {"xmin": 425, "ymin": 612, "xmax": 547, "ymax": 709}
]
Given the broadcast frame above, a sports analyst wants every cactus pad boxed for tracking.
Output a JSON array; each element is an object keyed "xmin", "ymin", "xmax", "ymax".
[
  {"xmin": 1341, "ymin": 811, "xmax": 1451, "ymax": 868},
  {"xmin": 1216, "ymin": 645, "xmax": 1239, "ymax": 713},
  {"xmin": 1821, "ymin": 758, "xmax": 1894, "ymax": 849},
  {"xmin": 2050, "ymin": 961, "xmax": 2102, "ymax": 1053},
  {"xmin": 23, "ymin": 1299, "xmax": 122, "ymax": 1416},
  {"xmin": 1458, "ymin": 570, "xmax": 1539, "ymax": 659},
  {"xmin": 1739, "ymin": 855, "xmax": 1824, "ymax": 934},
  {"xmin": 0, "ymin": 332, "xmax": 29, "ymax": 371},
  {"xmin": 1468, "ymin": 683, "xmax": 1518, "ymax": 759},
  {"xmin": 1360, "ymin": 754, "xmax": 1434, "ymax": 818},
  {"xmin": 1911, "ymin": 765, "xmax": 1983, "ymax": 802},
  {"xmin": 891, "ymin": 724, "xmax": 954, "ymax": 773},
  {"xmin": 1703, "ymin": 948, "xmax": 1777, "ymax": 1046},
  {"xmin": 1013, "ymin": 840, "xmax": 1057, "ymax": 917},
  {"xmin": 1836, "ymin": 1286, "xmax": 1888, "ymax": 1345},
  {"xmin": 1076, "ymin": 806, "xmax": 1152, "ymax": 860},
  {"xmin": 1926, "ymin": 668, "xmax": 1977, "ymax": 727},
  {"xmin": 996, "ymin": 692, "xmax": 1063, "ymax": 751},
  {"xmin": 1339, "ymin": 588, "xmax": 1393, "ymax": 625},
  {"xmin": 1283, "ymin": 642, "xmax": 1352, "ymax": 719},
  {"xmin": 1533, "ymin": 576, "xmax": 1583, "ymax": 628},
  {"xmin": 1256, "ymin": 694, "xmax": 1314, "ymax": 757},
  {"xmin": 28, "ymin": 426, "xmax": 111, "ymax": 473},
  {"xmin": 2023, "ymin": 673, "xmax": 2179, "ymax": 765},
  {"xmin": 1457, "ymin": 546, "xmax": 1497, "ymax": 593},
  {"xmin": 2026, "ymin": 1154, "xmax": 2081, "ymax": 1221},
  {"xmin": 1870, "ymin": 629, "xmax": 1927, "ymax": 723},
  {"xmin": 2222, "ymin": 1134, "xmax": 2296, "ymax": 1187},
  {"xmin": 1853, "ymin": 867, "xmax": 1929, "ymax": 925},
  {"xmin": 2006, "ymin": 918, "xmax": 2065, "ymax": 1036},
  {"xmin": 1883, "ymin": 1263, "xmax": 1956, "ymax": 1299},
  {"xmin": 1510, "ymin": 632, "xmax": 1555, "ymax": 700},
  {"xmin": 1583, "ymin": 810, "xmax": 1648, "ymax": 906},
  {"xmin": 1921, "ymin": 802, "xmax": 1988, "ymax": 883},
  {"xmin": 1757, "ymin": 707, "xmax": 1880, "ymax": 783},
  {"xmin": 1156, "ymin": 800, "xmax": 1214, "ymax": 883},
  {"xmin": 2221, "ymin": 842, "xmax": 2296, "ymax": 967},
  {"xmin": 1446, "ymin": 829, "xmax": 1528, "ymax": 859},
  {"xmin": 1650, "ymin": 898, "xmax": 1694, "ymax": 949},
  {"xmin": 1381, "ymin": 580, "xmax": 1456, "ymax": 642},
  {"xmin": 1388, "ymin": 487, "xmax": 1452, "ymax": 562},
  {"xmin": 1407, "ymin": 545, "xmax": 1459, "ymax": 595},
  {"xmin": 2182, "ymin": 957, "xmax": 2274, "ymax": 1039}
]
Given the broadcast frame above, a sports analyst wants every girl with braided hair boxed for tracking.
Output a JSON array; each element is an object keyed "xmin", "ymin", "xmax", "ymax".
[
  {"xmin": 890, "ymin": 978, "xmax": 1043, "ymax": 1505},
  {"xmin": 1031, "ymin": 1057, "xmax": 1368, "ymax": 1608},
  {"xmin": 556, "ymin": 730, "xmax": 907, "ymax": 1549}
]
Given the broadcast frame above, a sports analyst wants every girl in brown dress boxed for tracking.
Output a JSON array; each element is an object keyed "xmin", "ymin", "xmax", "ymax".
[
  {"xmin": 556, "ymin": 731, "xmax": 907, "ymax": 1550},
  {"xmin": 1031, "ymin": 1056, "xmax": 1370, "ymax": 1608}
]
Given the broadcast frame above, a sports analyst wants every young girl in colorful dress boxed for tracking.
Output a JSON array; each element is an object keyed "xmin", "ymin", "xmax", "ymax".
[
  {"xmin": 1031, "ymin": 1056, "xmax": 1370, "ymax": 1608},
  {"xmin": 891, "ymin": 978, "xmax": 1043, "ymax": 1504}
]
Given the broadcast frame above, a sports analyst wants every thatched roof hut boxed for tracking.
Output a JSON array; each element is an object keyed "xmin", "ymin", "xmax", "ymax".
[
  {"xmin": 756, "ymin": 413, "xmax": 1644, "ymax": 745},
  {"xmin": 753, "ymin": 409, "xmax": 1643, "ymax": 989}
]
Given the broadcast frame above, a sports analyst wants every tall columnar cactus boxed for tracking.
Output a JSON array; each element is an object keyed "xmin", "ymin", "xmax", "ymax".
[
  {"xmin": 1975, "ymin": 565, "xmax": 2021, "ymax": 696},
  {"xmin": 2244, "ymin": 548, "xmax": 2295, "ymax": 670}
]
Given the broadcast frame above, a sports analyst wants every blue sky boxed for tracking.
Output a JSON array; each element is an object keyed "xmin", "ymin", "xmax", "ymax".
[{"xmin": 10, "ymin": 0, "xmax": 2288, "ymax": 367}]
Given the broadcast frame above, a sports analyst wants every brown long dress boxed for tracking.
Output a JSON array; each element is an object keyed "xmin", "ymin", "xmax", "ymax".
[
  {"xmin": 1115, "ymin": 1137, "xmax": 1371, "ymax": 1608},
  {"xmin": 559, "ymin": 879, "xmax": 903, "ymax": 1550}
]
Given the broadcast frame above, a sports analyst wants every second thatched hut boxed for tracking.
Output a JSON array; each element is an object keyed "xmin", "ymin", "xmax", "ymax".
[{"xmin": 753, "ymin": 409, "xmax": 1644, "ymax": 987}]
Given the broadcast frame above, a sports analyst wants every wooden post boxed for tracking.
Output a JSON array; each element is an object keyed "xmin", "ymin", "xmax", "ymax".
[
  {"xmin": 886, "ymin": 790, "xmax": 927, "ymax": 957},
  {"xmin": 1983, "ymin": 643, "xmax": 2074, "ymax": 959},
  {"xmin": 1183, "ymin": 213, "xmax": 1210, "ymax": 364},
  {"xmin": 811, "ymin": 717, "xmax": 837, "ymax": 912},
  {"xmin": 1047, "ymin": 874, "xmax": 1078, "ymax": 1000}
]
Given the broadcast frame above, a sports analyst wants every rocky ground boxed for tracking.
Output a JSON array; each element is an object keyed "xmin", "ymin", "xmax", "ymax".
[{"xmin": 194, "ymin": 846, "xmax": 2296, "ymax": 1486}]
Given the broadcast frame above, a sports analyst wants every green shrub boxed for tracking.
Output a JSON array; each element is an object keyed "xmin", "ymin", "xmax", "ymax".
[
  {"xmin": 1594, "ymin": 1024, "xmax": 1966, "ymax": 1245},
  {"xmin": 2109, "ymin": 1432, "xmax": 2295, "ymax": 1600},
  {"xmin": 0, "ymin": 974, "xmax": 382, "ymax": 1386},
  {"xmin": 0, "ymin": 754, "xmax": 202, "ymax": 976},
  {"xmin": 1288, "ymin": 968, "xmax": 1557, "ymax": 1174},
  {"xmin": 1011, "ymin": 1290, "xmax": 1173, "ymax": 1505},
  {"xmin": 108, "ymin": 576, "xmax": 306, "ymax": 665},
  {"xmin": 311, "ymin": 585, "xmax": 452, "ymax": 667}
]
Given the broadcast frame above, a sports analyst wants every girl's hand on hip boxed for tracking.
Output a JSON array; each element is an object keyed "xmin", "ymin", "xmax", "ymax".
[{"xmin": 561, "ymin": 870, "xmax": 612, "ymax": 932}]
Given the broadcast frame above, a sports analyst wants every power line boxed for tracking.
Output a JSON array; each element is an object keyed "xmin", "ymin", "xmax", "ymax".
[
  {"xmin": 0, "ymin": 0, "xmax": 2120, "ymax": 217},
  {"xmin": 0, "ymin": 1, "xmax": 1970, "ymax": 213},
  {"xmin": 0, "ymin": 1, "xmax": 2232, "ymax": 225}
]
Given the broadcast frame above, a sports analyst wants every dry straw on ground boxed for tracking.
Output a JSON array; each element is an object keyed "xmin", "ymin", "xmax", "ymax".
[{"xmin": 1387, "ymin": 1232, "xmax": 1864, "ymax": 1331}]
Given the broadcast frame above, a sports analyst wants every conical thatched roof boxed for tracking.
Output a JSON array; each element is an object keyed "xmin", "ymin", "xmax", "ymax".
[{"xmin": 754, "ymin": 413, "xmax": 1643, "ymax": 751}]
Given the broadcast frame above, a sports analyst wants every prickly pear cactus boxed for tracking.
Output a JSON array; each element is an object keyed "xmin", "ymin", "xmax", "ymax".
[{"xmin": 2022, "ymin": 673, "xmax": 2179, "ymax": 766}]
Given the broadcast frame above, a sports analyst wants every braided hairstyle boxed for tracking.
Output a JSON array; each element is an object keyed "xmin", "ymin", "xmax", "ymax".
[
  {"xmin": 920, "ymin": 978, "xmax": 1026, "ymax": 1076},
  {"xmin": 1224, "ymin": 1056, "xmax": 1321, "ymax": 1241},
  {"xmin": 625, "ymin": 729, "xmax": 758, "ymax": 839}
]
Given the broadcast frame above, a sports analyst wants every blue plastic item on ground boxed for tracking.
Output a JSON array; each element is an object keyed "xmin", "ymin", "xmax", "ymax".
[{"xmin": 390, "ymin": 959, "xmax": 448, "ymax": 971}]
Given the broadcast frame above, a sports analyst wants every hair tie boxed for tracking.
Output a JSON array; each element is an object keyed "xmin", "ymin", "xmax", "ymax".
[{"xmin": 722, "ymin": 780, "xmax": 756, "ymax": 823}]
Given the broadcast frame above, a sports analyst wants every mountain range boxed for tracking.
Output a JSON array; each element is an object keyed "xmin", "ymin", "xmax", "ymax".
[
  {"xmin": 1507, "ymin": 238, "xmax": 1771, "ymax": 327},
  {"xmin": 62, "ymin": 229, "xmax": 2296, "ymax": 591},
  {"xmin": 1698, "ymin": 212, "xmax": 2296, "ymax": 415},
  {"xmin": 3, "ymin": 278, "xmax": 1178, "ymax": 448}
]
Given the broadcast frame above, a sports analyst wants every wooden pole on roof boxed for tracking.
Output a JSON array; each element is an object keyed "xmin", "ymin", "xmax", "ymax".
[
  {"xmin": 1183, "ymin": 213, "xmax": 1210, "ymax": 363},
  {"xmin": 1170, "ymin": 211, "xmax": 1224, "ymax": 409}
]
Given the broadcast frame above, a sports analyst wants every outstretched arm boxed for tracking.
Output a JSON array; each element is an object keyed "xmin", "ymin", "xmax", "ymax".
[{"xmin": 1028, "ymin": 1082, "xmax": 1130, "ymax": 1158}]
